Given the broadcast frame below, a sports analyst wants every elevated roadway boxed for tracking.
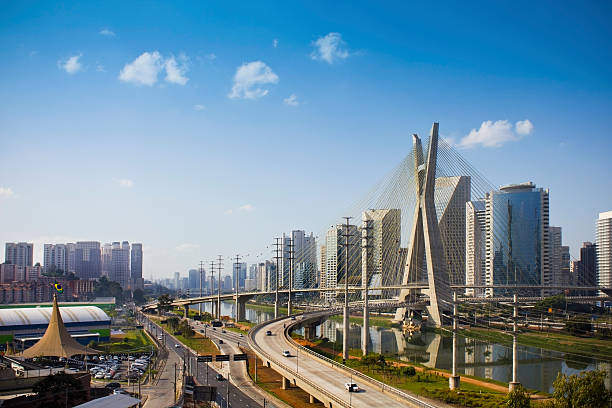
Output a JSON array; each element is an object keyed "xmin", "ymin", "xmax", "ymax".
[{"xmin": 248, "ymin": 307, "xmax": 444, "ymax": 408}]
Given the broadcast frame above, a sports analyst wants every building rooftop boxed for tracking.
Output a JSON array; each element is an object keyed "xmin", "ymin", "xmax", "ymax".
[
  {"xmin": 599, "ymin": 210, "xmax": 612, "ymax": 220},
  {"xmin": 73, "ymin": 394, "xmax": 141, "ymax": 408},
  {"xmin": 0, "ymin": 305, "xmax": 109, "ymax": 327},
  {"xmin": 499, "ymin": 181, "xmax": 535, "ymax": 192}
]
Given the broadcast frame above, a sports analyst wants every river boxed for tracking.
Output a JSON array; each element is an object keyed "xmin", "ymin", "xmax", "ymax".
[{"xmin": 190, "ymin": 302, "xmax": 611, "ymax": 393}]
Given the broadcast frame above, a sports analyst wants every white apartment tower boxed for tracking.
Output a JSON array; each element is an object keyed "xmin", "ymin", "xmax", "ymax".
[
  {"xmin": 324, "ymin": 223, "xmax": 360, "ymax": 303},
  {"xmin": 465, "ymin": 200, "xmax": 486, "ymax": 296},
  {"xmin": 597, "ymin": 211, "xmax": 612, "ymax": 292},
  {"xmin": 43, "ymin": 244, "xmax": 68, "ymax": 273},
  {"xmin": 5, "ymin": 242, "xmax": 34, "ymax": 267}
]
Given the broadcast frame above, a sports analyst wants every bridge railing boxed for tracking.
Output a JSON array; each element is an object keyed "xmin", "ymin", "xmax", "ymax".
[
  {"xmin": 248, "ymin": 315, "xmax": 353, "ymax": 408},
  {"xmin": 285, "ymin": 305, "xmax": 437, "ymax": 408}
]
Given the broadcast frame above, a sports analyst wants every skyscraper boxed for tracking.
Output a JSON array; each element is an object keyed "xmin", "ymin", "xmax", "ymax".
[
  {"xmin": 571, "ymin": 242, "xmax": 597, "ymax": 295},
  {"xmin": 361, "ymin": 209, "xmax": 401, "ymax": 299},
  {"xmin": 188, "ymin": 269, "xmax": 199, "ymax": 289},
  {"xmin": 435, "ymin": 176, "xmax": 471, "ymax": 286},
  {"xmin": 75, "ymin": 241, "xmax": 101, "ymax": 280},
  {"xmin": 5, "ymin": 242, "xmax": 33, "ymax": 267},
  {"xmin": 291, "ymin": 230, "xmax": 317, "ymax": 290},
  {"xmin": 485, "ymin": 182, "xmax": 549, "ymax": 296},
  {"xmin": 324, "ymin": 223, "xmax": 360, "ymax": 303},
  {"xmin": 174, "ymin": 272, "xmax": 180, "ymax": 290},
  {"xmin": 549, "ymin": 226, "xmax": 570, "ymax": 294},
  {"xmin": 465, "ymin": 200, "xmax": 486, "ymax": 297},
  {"xmin": 130, "ymin": 243, "xmax": 143, "ymax": 290},
  {"xmin": 596, "ymin": 211, "xmax": 612, "ymax": 293},
  {"xmin": 109, "ymin": 241, "xmax": 130, "ymax": 288},
  {"xmin": 101, "ymin": 243, "xmax": 112, "ymax": 278},
  {"xmin": 319, "ymin": 244, "xmax": 326, "ymax": 298}
]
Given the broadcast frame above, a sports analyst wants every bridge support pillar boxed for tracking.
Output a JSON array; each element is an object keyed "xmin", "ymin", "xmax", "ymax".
[
  {"xmin": 281, "ymin": 377, "xmax": 290, "ymax": 390},
  {"xmin": 304, "ymin": 324, "xmax": 317, "ymax": 341},
  {"xmin": 449, "ymin": 291, "xmax": 460, "ymax": 390},
  {"xmin": 309, "ymin": 394, "xmax": 318, "ymax": 404},
  {"xmin": 510, "ymin": 294, "xmax": 521, "ymax": 392},
  {"xmin": 342, "ymin": 305, "xmax": 349, "ymax": 361},
  {"xmin": 183, "ymin": 305, "xmax": 190, "ymax": 319},
  {"xmin": 362, "ymin": 300, "xmax": 369, "ymax": 357},
  {"xmin": 236, "ymin": 298, "xmax": 247, "ymax": 322}
]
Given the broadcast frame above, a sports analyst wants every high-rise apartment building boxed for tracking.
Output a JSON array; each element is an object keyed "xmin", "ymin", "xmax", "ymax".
[
  {"xmin": 465, "ymin": 200, "xmax": 486, "ymax": 296},
  {"xmin": 319, "ymin": 244, "xmax": 326, "ymax": 298},
  {"xmin": 291, "ymin": 230, "xmax": 317, "ymax": 290},
  {"xmin": 361, "ymin": 209, "xmax": 401, "ymax": 299},
  {"xmin": 549, "ymin": 227, "xmax": 570, "ymax": 294},
  {"xmin": 435, "ymin": 176, "xmax": 471, "ymax": 286},
  {"xmin": 101, "ymin": 243, "xmax": 112, "ymax": 278},
  {"xmin": 485, "ymin": 182, "xmax": 549, "ymax": 296},
  {"xmin": 596, "ymin": 211, "xmax": 612, "ymax": 293},
  {"xmin": 324, "ymin": 223, "xmax": 360, "ymax": 303},
  {"xmin": 5, "ymin": 242, "xmax": 33, "ymax": 267},
  {"xmin": 232, "ymin": 262, "xmax": 247, "ymax": 290},
  {"xmin": 571, "ymin": 242, "xmax": 597, "ymax": 295},
  {"xmin": 109, "ymin": 241, "xmax": 130, "ymax": 288},
  {"xmin": 75, "ymin": 241, "xmax": 101, "ymax": 280},
  {"xmin": 66, "ymin": 243, "xmax": 76, "ymax": 274},
  {"xmin": 43, "ymin": 244, "xmax": 68, "ymax": 273},
  {"xmin": 174, "ymin": 272, "xmax": 180, "ymax": 290},
  {"xmin": 130, "ymin": 243, "xmax": 143, "ymax": 290}
]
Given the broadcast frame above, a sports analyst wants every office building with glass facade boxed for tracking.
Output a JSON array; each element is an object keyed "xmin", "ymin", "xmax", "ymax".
[{"xmin": 485, "ymin": 182, "xmax": 549, "ymax": 296}]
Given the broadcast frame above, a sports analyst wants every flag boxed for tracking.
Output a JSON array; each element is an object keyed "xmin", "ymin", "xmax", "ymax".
[{"xmin": 54, "ymin": 282, "xmax": 64, "ymax": 294}]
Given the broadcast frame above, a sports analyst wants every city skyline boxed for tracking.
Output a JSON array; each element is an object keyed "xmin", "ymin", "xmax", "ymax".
[{"xmin": 1, "ymin": 2, "xmax": 612, "ymax": 279}]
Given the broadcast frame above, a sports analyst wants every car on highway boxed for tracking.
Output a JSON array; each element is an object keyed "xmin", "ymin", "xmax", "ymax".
[
  {"xmin": 215, "ymin": 373, "xmax": 224, "ymax": 381},
  {"xmin": 158, "ymin": 335, "xmax": 163, "ymax": 340},
  {"xmin": 345, "ymin": 383, "xmax": 360, "ymax": 392},
  {"xmin": 282, "ymin": 350, "xmax": 290, "ymax": 357},
  {"xmin": 266, "ymin": 330, "xmax": 272, "ymax": 336},
  {"xmin": 175, "ymin": 344, "xmax": 181, "ymax": 348},
  {"xmin": 239, "ymin": 333, "xmax": 243, "ymax": 337},
  {"xmin": 291, "ymin": 316, "xmax": 296, "ymax": 320},
  {"xmin": 221, "ymin": 329, "xmax": 226, "ymax": 333},
  {"xmin": 219, "ymin": 339, "xmax": 224, "ymax": 344}
]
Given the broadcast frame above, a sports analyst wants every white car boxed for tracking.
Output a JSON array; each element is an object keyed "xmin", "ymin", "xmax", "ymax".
[
  {"xmin": 345, "ymin": 383, "xmax": 360, "ymax": 392},
  {"xmin": 282, "ymin": 350, "xmax": 290, "ymax": 357},
  {"xmin": 95, "ymin": 372, "xmax": 104, "ymax": 379},
  {"xmin": 175, "ymin": 344, "xmax": 181, "ymax": 348}
]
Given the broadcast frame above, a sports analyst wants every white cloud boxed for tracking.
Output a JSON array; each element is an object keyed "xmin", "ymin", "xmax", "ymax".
[
  {"xmin": 515, "ymin": 119, "xmax": 534, "ymax": 136},
  {"xmin": 59, "ymin": 54, "xmax": 83, "ymax": 74},
  {"xmin": 118, "ymin": 179, "xmax": 134, "ymax": 188},
  {"xmin": 0, "ymin": 187, "xmax": 15, "ymax": 200},
  {"xmin": 206, "ymin": 53, "xmax": 217, "ymax": 60},
  {"xmin": 176, "ymin": 243, "xmax": 199, "ymax": 252},
  {"xmin": 459, "ymin": 119, "xmax": 534, "ymax": 148},
  {"xmin": 164, "ymin": 55, "xmax": 189, "ymax": 85},
  {"xmin": 99, "ymin": 28, "xmax": 115, "ymax": 37},
  {"xmin": 273, "ymin": 39, "xmax": 278, "ymax": 48},
  {"xmin": 119, "ymin": 51, "xmax": 189, "ymax": 86},
  {"xmin": 311, "ymin": 32, "xmax": 349, "ymax": 64},
  {"xmin": 119, "ymin": 51, "xmax": 163, "ymax": 86},
  {"xmin": 239, "ymin": 204, "xmax": 255, "ymax": 212},
  {"xmin": 229, "ymin": 61, "xmax": 278, "ymax": 100},
  {"xmin": 283, "ymin": 94, "xmax": 299, "ymax": 106},
  {"xmin": 194, "ymin": 104, "xmax": 205, "ymax": 111},
  {"xmin": 96, "ymin": 64, "xmax": 105, "ymax": 72}
]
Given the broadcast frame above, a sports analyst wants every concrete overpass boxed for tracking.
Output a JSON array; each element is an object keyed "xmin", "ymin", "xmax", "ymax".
[{"xmin": 247, "ymin": 304, "xmax": 442, "ymax": 408}]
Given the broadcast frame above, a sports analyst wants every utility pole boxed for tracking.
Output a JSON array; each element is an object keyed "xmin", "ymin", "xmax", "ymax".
[
  {"xmin": 361, "ymin": 219, "xmax": 373, "ymax": 357},
  {"xmin": 234, "ymin": 254, "xmax": 241, "ymax": 322},
  {"xmin": 210, "ymin": 261, "xmax": 215, "ymax": 317},
  {"xmin": 217, "ymin": 255, "xmax": 223, "ymax": 319},
  {"xmin": 288, "ymin": 237, "xmax": 294, "ymax": 316},
  {"xmin": 342, "ymin": 216, "xmax": 352, "ymax": 362},
  {"xmin": 449, "ymin": 291, "xmax": 460, "ymax": 390},
  {"xmin": 174, "ymin": 362, "xmax": 177, "ymax": 403},
  {"xmin": 199, "ymin": 261, "xmax": 204, "ymax": 318},
  {"xmin": 227, "ymin": 373, "xmax": 231, "ymax": 408},
  {"xmin": 273, "ymin": 238, "xmax": 282, "ymax": 319},
  {"xmin": 510, "ymin": 293, "xmax": 521, "ymax": 391}
]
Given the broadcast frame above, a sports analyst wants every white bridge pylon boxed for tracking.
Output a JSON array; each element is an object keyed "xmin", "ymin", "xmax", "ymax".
[{"xmin": 396, "ymin": 122, "xmax": 452, "ymax": 327}]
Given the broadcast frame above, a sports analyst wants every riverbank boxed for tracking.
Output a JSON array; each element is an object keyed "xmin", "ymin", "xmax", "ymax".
[
  {"xmin": 244, "ymin": 301, "xmax": 302, "ymax": 315},
  {"xmin": 327, "ymin": 313, "xmax": 398, "ymax": 328},
  {"xmin": 457, "ymin": 327, "xmax": 612, "ymax": 362}
]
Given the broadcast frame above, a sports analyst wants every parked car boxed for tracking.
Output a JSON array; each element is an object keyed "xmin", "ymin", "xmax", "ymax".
[
  {"xmin": 95, "ymin": 372, "xmax": 104, "ymax": 379},
  {"xmin": 105, "ymin": 382, "xmax": 121, "ymax": 390},
  {"xmin": 104, "ymin": 373, "xmax": 112, "ymax": 379}
]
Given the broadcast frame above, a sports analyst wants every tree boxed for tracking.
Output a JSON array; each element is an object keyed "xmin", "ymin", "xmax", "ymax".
[
  {"xmin": 564, "ymin": 317, "xmax": 592, "ymax": 335},
  {"xmin": 157, "ymin": 293, "xmax": 173, "ymax": 312},
  {"xmin": 552, "ymin": 370, "xmax": 612, "ymax": 408},
  {"xmin": 505, "ymin": 385, "xmax": 530, "ymax": 408},
  {"xmin": 42, "ymin": 264, "xmax": 65, "ymax": 278},
  {"xmin": 133, "ymin": 289, "xmax": 146, "ymax": 305},
  {"xmin": 94, "ymin": 276, "xmax": 124, "ymax": 303},
  {"xmin": 178, "ymin": 319, "xmax": 195, "ymax": 337},
  {"xmin": 167, "ymin": 316, "xmax": 180, "ymax": 331}
]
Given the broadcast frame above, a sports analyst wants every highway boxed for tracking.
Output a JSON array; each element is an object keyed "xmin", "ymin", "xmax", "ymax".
[
  {"xmin": 252, "ymin": 314, "xmax": 427, "ymax": 408},
  {"xmin": 140, "ymin": 313, "xmax": 266, "ymax": 408}
]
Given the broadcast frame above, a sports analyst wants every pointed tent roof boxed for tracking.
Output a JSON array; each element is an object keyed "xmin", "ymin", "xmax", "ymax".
[{"xmin": 16, "ymin": 294, "xmax": 99, "ymax": 358}]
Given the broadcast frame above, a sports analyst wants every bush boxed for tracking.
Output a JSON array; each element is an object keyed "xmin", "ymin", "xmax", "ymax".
[
  {"xmin": 401, "ymin": 366, "xmax": 416, "ymax": 376},
  {"xmin": 552, "ymin": 370, "xmax": 612, "ymax": 408},
  {"xmin": 505, "ymin": 385, "xmax": 530, "ymax": 408}
]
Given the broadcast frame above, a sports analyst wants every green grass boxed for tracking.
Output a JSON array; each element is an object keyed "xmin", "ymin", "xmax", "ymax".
[
  {"xmin": 94, "ymin": 329, "xmax": 154, "ymax": 354},
  {"xmin": 225, "ymin": 326, "xmax": 248, "ymax": 335},
  {"xmin": 158, "ymin": 321, "xmax": 219, "ymax": 355},
  {"xmin": 244, "ymin": 302, "xmax": 302, "ymax": 314}
]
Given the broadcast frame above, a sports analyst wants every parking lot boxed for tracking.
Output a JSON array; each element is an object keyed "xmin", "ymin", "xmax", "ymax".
[{"xmin": 88, "ymin": 352, "xmax": 153, "ymax": 382}]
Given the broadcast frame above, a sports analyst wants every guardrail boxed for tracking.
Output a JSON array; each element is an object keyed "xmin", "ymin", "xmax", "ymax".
[
  {"xmin": 248, "ymin": 316, "xmax": 352, "ymax": 408},
  {"xmin": 285, "ymin": 305, "xmax": 437, "ymax": 408}
]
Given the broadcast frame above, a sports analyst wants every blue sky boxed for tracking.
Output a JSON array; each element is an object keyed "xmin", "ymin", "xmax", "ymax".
[{"xmin": 1, "ymin": 1, "xmax": 611, "ymax": 279}]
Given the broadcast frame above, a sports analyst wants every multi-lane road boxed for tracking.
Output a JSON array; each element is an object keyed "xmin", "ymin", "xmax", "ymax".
[{"xmin": 140, "ymin": 313, "xmax": 283, "ymax": 408}]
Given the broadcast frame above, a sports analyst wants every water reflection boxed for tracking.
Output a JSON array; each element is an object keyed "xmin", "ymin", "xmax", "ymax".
[{"xmin": 188, "ymin": 302, "xmax": 611, "ymax": 393}]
